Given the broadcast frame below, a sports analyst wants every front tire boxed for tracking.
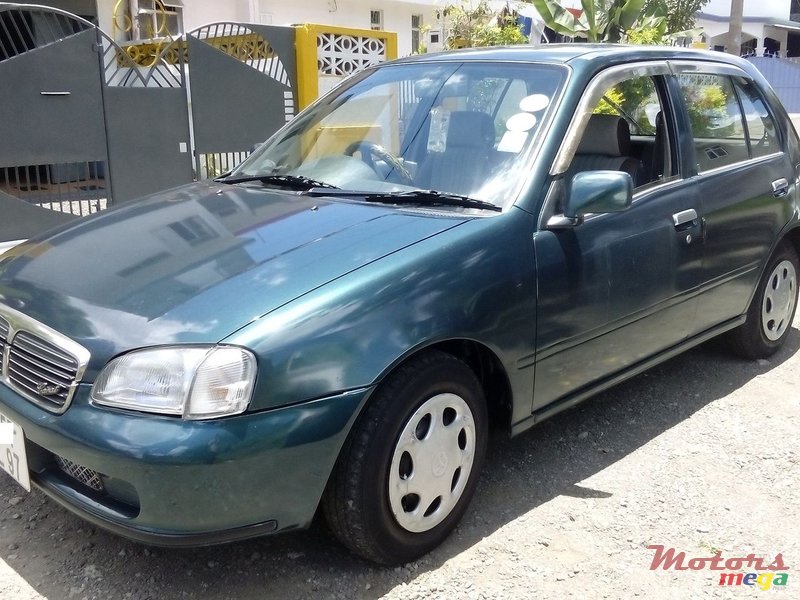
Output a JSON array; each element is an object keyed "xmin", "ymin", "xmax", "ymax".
[
  {"xmin": 728, "ymin": 240, "xmax": 799, "ymax": 359},
  {"xmin": 323, "ymin": 350, "xmax": 488, "ymax": 565}
]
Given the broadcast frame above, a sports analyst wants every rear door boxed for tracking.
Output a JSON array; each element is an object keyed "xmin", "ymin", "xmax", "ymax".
[{"xmin": 671, "ymin": 64, "xmax": 797, "ymax": 333}]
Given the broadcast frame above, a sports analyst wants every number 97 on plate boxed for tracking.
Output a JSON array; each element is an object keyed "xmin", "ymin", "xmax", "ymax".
[{"xmin": 0, "ymin": 412, "xmax": 31, "ymax": 492}]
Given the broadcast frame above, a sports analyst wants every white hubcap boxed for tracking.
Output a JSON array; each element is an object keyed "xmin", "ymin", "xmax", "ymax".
[
  {"xmin": 762, "ymin": 259, "xmax": 797, "ymax": 341},
  {"xmin": 388, "ymin": 393, "xmax": 476, "ymax": 533}
]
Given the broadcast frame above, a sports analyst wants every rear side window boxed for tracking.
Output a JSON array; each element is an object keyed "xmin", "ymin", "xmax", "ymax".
[
  {"xmin": 676, "ymin": 73, "xmax": 748, "ymax": 172},
  {"xmin": 733, "ymin": 78, "xmax": 780, "ymax": 158},
  {"xmin": 677, "ymin": 73, "xmax": 782, "ymax": 172}
]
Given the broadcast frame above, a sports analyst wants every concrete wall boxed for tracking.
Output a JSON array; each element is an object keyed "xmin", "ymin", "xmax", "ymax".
[{"xmin": 181, "ymin": 0, "xmax": 251, "ymax": 30}]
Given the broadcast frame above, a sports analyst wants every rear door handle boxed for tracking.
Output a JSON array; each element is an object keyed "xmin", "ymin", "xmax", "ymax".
[
  {"xmin": 772, "ymin": 178, "xmax": 789, "ymax": 197},
  {"xmin": 672, "ymin": 208, "xmax": 698, "ymax": 228}
]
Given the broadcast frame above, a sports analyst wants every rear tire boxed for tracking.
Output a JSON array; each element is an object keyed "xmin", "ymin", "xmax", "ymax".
[
  {"xmin": 323, "ymin": 350, "xmax": 487, "ymax": 565},
  {"xmin": 727, "ymin": 241, "xmax": 799, "ymax": 359}
]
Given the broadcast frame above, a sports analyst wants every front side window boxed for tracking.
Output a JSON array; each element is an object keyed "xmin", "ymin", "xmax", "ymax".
[
  {"xmin": 233, "ymin": 62, "xmax": 565, "ymax": 209},
  {"xmin": 567, "ymin": 74, "xmax": 676, "ymax": 190},
  {"xmin": 594, "ymin": 76, "xmax": 660, "ymax": 136}
]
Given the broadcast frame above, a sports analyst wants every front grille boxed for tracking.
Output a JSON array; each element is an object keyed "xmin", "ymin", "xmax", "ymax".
[
  {"xmin": 8, "ymin": 331, "xmax": 78, "ymax": 409},
  {"xmin": 0, "ymin": 304, "xmax": 90, "ymax": 413},
  {"xmin": 54, "ymin": 456, "xmax": 105, "ymax": 492}
]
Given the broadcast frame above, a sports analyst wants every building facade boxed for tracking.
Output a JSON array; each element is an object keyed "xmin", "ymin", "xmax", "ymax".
[
  {"xmin": 694, "ymin": 1, "xmax": 800, "ymax": 58},
  {"xmin": 33, "ymin": 0, "xmax": 440, "ymax": 57}
]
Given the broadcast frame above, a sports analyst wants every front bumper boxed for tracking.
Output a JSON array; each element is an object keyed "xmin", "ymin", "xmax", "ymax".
[{"xmin": 0, "ymin": 382, "xmax": 371, "ymax": 546}]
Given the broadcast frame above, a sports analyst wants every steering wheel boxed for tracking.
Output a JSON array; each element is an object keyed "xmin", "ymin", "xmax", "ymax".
[{"xmin": 344, "ymin": 141, "xmax": 414, "ymax": 186}]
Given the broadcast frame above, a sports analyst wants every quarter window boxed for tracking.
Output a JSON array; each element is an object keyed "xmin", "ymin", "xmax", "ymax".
[{"xmin": 733, "ymin": 78, "xmax": 780, "ymax": 158}]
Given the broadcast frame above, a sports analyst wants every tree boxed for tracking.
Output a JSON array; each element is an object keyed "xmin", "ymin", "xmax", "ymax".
[
  {"xmin": 530, "ymin": 0, "xmax": 651, "ymax": 43},
  {"xmin": 642, "ymin": 0, "xmax": 710, "ymax": 34},
  {"xmin": 440, "ymin": 1, "xmax": 527, "ymax": 49}
]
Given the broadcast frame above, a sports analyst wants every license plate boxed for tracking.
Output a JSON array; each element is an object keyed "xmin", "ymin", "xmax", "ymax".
[{"xmin": 0, "ymin": 410, "xmax": 30, "ymax": 492}]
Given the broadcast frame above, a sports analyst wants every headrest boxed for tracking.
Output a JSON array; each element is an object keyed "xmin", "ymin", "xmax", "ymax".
[
  {"xmin": 576, "ymin": 115, "xmax": 631, "ymax": 156},
  {"xmin": 446, "ymin": 111, "xmax": 495, "ymax": 148}
]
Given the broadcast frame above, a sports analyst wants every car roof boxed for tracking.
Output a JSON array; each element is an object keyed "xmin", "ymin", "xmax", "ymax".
[{"xmin": 391, "ymin": 43, "xmax": 754, "ymax": 71}]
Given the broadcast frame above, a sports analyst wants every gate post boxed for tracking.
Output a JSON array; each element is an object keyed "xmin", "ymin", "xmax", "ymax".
[{"xmin": 294, "ymin": 23, "xmax": 397, "ymax": 110}]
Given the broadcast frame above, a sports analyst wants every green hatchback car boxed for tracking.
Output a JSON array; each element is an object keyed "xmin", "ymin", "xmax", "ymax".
[{"xmin": 1, "ymin": 45, "xmax": 798, "ymax": 565}]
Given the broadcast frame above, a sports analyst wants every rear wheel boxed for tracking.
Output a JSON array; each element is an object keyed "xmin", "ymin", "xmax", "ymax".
[
  {"xmin": 323, "ymin": 350, "xmax": 487, "ymax": 565},
  {"xmin": 728, "ymin": 241, "xmax": 799, "ymax": 359}
]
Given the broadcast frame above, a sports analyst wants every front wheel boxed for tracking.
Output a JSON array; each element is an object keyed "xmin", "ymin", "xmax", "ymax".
[
  {"xmin": 323, "ymin": 350, "xmax": 488, "ymax": 565},
  {"xmin": 728, "ymin": 240, "xmax": 799, "ymax": 359}
]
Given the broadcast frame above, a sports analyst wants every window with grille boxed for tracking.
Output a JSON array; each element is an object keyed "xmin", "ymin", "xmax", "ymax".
[
  {"xmin": 370, "ymin": 10, "xmax": 383, "ymax": 31},
  {"xmin": 132, "ymin": 0, "xmax": 183, "ymax": 40},
  {"xmin": 411, "ymin": 14, "xmax": 422, "ymax": 52}
]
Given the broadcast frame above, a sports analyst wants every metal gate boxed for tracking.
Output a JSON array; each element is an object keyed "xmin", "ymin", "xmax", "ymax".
[
  {"xmin": 0, "ymin": 4, "xmax": 406, "ymax": 224},
  {"xmin": 186, "ymin": 23, "xmax": 297, "ymax": 180},
  {"xmin": 746, "ymin": 57, "xmax": 800, "ymax": 113},
  {"xmin": 0, "ymin": 6, "xmax": 108, "ymax": 216},
  {"xmin": 0, "ymin": 4, "xmax": 299, "ymax": 216},
  {"xmin": 0, "ymin": 3, "xmax": 195, "ymax": 214}
]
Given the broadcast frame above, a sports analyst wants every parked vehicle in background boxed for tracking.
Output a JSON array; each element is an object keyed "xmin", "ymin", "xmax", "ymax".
[{"xmin": 0, "ymin": 45, "xmax": 798, "ymax": 565}]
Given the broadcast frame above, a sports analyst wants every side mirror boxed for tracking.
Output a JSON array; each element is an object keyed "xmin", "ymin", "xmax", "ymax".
[{"xmin": 564, "ymin": 171, "xmax": 633, "ymax": 219}]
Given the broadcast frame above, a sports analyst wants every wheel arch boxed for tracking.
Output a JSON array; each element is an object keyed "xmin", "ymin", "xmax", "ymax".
[
  {"xmin": 375, "ymin": 339, "xmax": 515, "ymax": 432},
  {"xmin": 784, "ymin": 225, "xmax": 800, "ymax": 260}
]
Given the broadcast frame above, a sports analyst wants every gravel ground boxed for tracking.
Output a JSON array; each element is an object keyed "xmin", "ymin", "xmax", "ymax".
[{"xmin": 1, "ymin": 317, "xmax": 798, "ymax": 600}]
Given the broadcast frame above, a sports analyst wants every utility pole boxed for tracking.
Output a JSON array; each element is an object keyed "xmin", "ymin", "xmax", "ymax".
[{"xmin": 728, "ymin": 0, "xmax": 744, "ymax": 56}]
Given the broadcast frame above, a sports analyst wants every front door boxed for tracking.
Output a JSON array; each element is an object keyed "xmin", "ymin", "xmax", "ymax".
[{"xmin": 532, "ymin": 65, "xmax": 704, "ymax": 411}]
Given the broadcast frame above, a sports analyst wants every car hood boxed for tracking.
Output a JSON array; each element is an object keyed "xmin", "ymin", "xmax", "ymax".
[{"xmin": 0, "ymin": 181, "xmax": 468, "ymax": 376}]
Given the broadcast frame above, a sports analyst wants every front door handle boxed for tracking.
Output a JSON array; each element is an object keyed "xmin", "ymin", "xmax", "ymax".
[
  {"xmin": 772, "ymin": 178, "xmax": 789, "ymax": 197},
  {"xmin": 672, "ymin": 208, "xmax": 698, "ymax": 228}
]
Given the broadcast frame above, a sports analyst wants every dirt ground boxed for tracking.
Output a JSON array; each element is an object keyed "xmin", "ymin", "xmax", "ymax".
[{"xmin": 1, "ymin": 317, "xmax": 798, "ymax": 600}]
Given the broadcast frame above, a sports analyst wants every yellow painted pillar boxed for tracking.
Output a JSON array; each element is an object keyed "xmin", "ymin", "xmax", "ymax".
[
  {"xmin": 385, "ymin": 31, "xmax": 398, "ymax": 61},
  {"xmin": 294, "ymin": 24, "xmax": 320, "ymax": 110},
  {"xmin": 294, "ymin": 24, "xmax": 398, "ymax": 110}
]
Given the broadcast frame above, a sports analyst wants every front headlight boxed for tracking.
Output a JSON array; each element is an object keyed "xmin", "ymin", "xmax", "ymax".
[{"xmin": 91, "ymin": 346, "xmax": 256, "ymax": 420}]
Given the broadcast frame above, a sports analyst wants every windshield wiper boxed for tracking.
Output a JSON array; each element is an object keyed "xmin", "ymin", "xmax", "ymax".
[
  {"xmin": 304, "ymin": 188, "xmax": 501, "ymax": 212},
  {"xmin": 216, "ymin": 174, "xmax": 339, "ymax": 190}
]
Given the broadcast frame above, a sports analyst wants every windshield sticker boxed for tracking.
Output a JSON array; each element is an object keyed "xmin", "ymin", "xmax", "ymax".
[
  {"xmin": 497, "ymin": 130, "xmax": 528, "ymax": 153},
  {"xmin": 427, "ymin": 107, "xmax": 451, "ymax": 153},
  {"xmin": 519, "ymin": 94, "xmax": 550, "ymax": 112},
  {"xmin": 505, "ymin": 112, "xmax": 538, "ymax": 132}
]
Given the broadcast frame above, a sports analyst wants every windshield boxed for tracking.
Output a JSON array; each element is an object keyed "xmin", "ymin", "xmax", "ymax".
[{"xmin": 231, "ymin": 61, "xmax": 565, "ymax": 210}]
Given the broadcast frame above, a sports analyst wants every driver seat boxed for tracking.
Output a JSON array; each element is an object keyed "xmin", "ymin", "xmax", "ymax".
[
  {"xmin": 417, "ymin": 110, "xmax": 495, "ymax": 195},
  {"xmin": 566, "ymin": 115, "xmax": 641, "ymax": 186}
]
